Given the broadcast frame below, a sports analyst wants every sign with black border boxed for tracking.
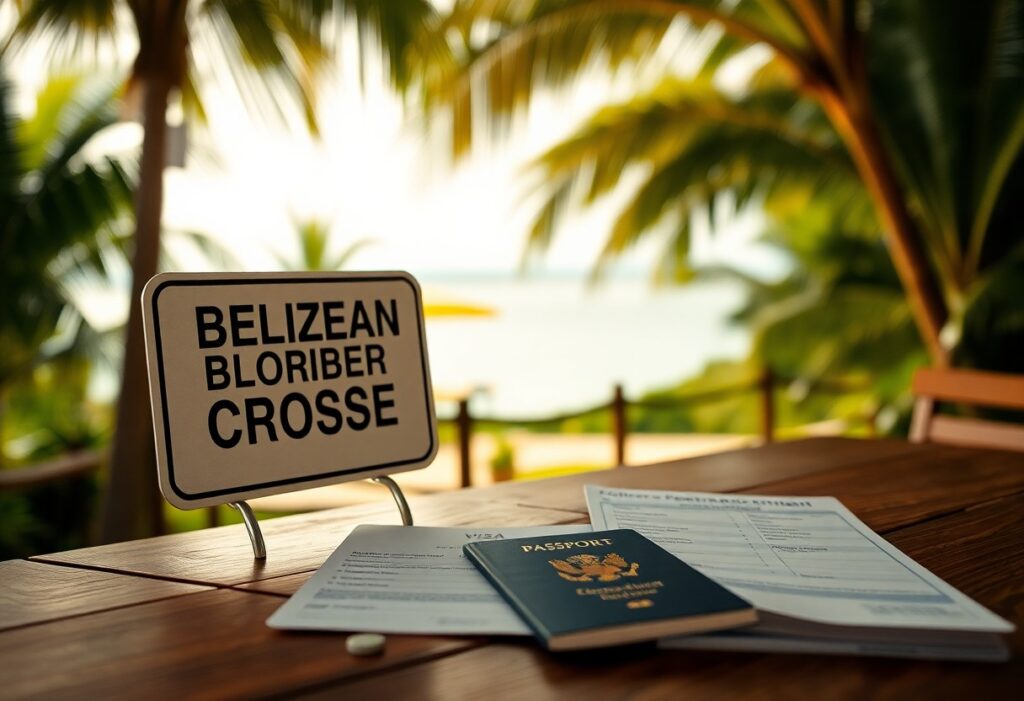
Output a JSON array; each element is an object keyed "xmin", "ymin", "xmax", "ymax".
[{"xmin": 142, "ymin": 272, "xmax": 437, "ymax": 509}]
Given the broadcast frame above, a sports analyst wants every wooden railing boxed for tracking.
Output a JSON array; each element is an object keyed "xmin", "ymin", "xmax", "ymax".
[
  {"xmin": 438, "ymin": 368, "xmax": 871, "ymax": 487},
  {"xmin": 0, "ymin": 368, "xmax": 872, "ymax": 524},
  {"xmin": 0, "ymin": 450, "xmax": 105, "ymax": 492}
]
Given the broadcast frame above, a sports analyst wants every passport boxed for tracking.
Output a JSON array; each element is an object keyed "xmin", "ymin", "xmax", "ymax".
[{"xmin": 464, "ymin": 528, "xmax": 756, "ymax": 650}]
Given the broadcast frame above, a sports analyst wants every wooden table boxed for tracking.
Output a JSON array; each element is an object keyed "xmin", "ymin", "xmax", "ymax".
[{"xmin": 1, "ymin": 437, "xmax": 1021, "ymax": 699}]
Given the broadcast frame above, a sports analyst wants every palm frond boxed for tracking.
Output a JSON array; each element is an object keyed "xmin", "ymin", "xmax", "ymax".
[
  {"xmin": 198, "ymin": 0, "xmax": 324, "ymax": 132},
  {"xmin": 0, "ymin": 68, "xmax": 134, "ymax": 385},
  {"xmin": 756, "ymin": 283, "xmax": 919, "ymax": 383},
  {"xmin": 335, "ymin": 0, "xmax": 439, "ymax": 89},
  {"xmin": 416, "ymin": 0, "xmax": 816, "ymax": 156},
  {"xmin": 190, "ymin": 0, "xmax": 438, "ymax": 132},
  {"xmin": 957, "ymin": 246, "xmax": 1024, "ymax": 372},
  {"xmin": 650, "ymin": 211, "xmax": 695, "ymax": 285},
  {"xmin": 867, "ymin": 0, "xmax": 1024, "ymax": 288},
  {"xmin": 963, "ymin": 0, "xmax": 1024, "ymax": 277},
  {"xmin": 18, "ymin": 71, "xmax": 122, "ymax": 175},
  {"xmin": 5, "ymin": 0, "xmax": 127, "ymax": 78},
  {"xmin": 0, "ymin": 74, "xmax": 20, "ymax": 221},
  {"xmin": 524, "ymin": 78, "xmax": 860, "ymax": 278}
]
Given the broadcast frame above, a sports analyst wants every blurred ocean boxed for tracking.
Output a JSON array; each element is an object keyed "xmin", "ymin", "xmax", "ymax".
[{"xmin": 420, "ymin": 274, "xmax": 749, "ymax": 417}]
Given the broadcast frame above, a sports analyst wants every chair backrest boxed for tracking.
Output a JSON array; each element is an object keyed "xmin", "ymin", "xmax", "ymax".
[{"xmin": 909, "ymin": 367, "xmax": 1024, "ymax": 452}]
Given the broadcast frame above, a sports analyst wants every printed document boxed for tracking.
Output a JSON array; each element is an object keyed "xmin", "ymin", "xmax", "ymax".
[
  {"xmin": 268, "ymin": 524, "xmax": 590, "ymax": 635},
  {"xmin": 586, "ymin": 485, "xmax": 1012, "ymax": 660},
  {"xmin": 586, "ymin": 485, "xmax": 1011, "ymax": 632}
]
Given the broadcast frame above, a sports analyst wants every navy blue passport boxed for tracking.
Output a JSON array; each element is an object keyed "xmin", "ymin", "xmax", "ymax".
[{"xmin": 465, "ymin": 528, "xmax": 756, "ymax": 650}]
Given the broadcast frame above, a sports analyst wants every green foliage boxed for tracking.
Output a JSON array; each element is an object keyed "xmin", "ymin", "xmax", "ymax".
[
  {"xmin": 0, "ymin": 359, "xmax": 108, "ymax": 560},
  {"xmin": 0, "ymin": 476, "xmax": 99, "ymax": 559},
  {"xmin": 3, "ymin": 358, "xmax": 110, "ymax": 458},
  {"xmin": 0, "ymin": 68, "xmax": 133, "ymax": 392},
  {"xmin": 10, "ymin": 0, "xmax": 441, "ymax": 131},
  {"xmin": 274, "ymin": 217, "xmax": 373, "ymax": 271},
  {"xmin": 489, "ymin": 436, "xmax": 515, "ymax": 480},
  {"xmin": 412, "ymin": 0, "xmax": 1024, "ymax": 422},
  {"xmin": 412, "ymin": 0, "xmax": 812, "ymax": 156},
  {"xmin": 630, "ymin": 356, "xmax": 879, "ymax": 437},
  {"xmin": 0, "ymin": 66, "xmax": 129, "ymax": 556},
  {"xmin": 867, "ymin": 0, "xmax": 1024, "ymax": 292},
  {"xmin": 957, "ymin": 252, "xmax": 1024, "ymax": 374},
  {"xmin": 523, "ymin": 77, "xmax": 862, "ymax": 282},
  {"xmin": 745, "ymin": 202, "xmax": 925, "ymax": 393}
]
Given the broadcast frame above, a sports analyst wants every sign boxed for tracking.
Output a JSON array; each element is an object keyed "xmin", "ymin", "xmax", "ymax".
[{"xmin": 142, "ymin": 272, "xmax": 437, "ymax": 509}]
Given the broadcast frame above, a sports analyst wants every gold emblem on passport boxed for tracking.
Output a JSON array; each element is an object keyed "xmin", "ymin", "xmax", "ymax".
[
  {"xmin": 548, "ymin": 553, "xmax": 640, "ymax": 582},
  {"xmin": 627, "ymin": 599, "xmax": 654, "ymax": 609}
]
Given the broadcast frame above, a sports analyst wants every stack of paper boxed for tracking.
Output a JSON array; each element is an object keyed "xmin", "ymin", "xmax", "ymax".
[
  {"xmin": 585, "ymin": 486, "xmax": 1013, "ymax": 661},
  {"xmin": 268, "ymin": 486, "xmax": 1013, "ymax": 661}
]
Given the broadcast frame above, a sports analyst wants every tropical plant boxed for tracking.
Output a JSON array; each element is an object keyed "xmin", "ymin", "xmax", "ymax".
[
  {"xmin": 0, "ymin": 69, "xmax": 134, "ymax": 466},
  {"xmin": 489, "ymin": 436, "xmax": 515, "ymax": 482},
  {"xmin": 708, "ymin": 197, "xmax": 928, "ymax": 428},
  {"xmin": 6, "ymin": 0, "xmax": 440, "ymax": 540},
  {"xmin": 412, "ymin": 0, "xmax": 1024, "ymax": 370},
  {"xmin": 273, "ymin": 217, "xmax": 373, "ymax": 271}
]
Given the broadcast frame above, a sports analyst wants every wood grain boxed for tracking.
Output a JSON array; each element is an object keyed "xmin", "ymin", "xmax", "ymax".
[
  {"xmin": 455, "ymin": 437, "xmax": 933, "ymax": 513},
  {"xmin": 0, "ymin": 560, "xmax": 210, "ymax": 631},
  {"xmin": 29, "ymin": 438, "xmax": 930, "ymax": 589},
  {"xmin": 299, "ymin": 637, "xmax": 1022, "ymax": 701},
  {"xmin": 233, "ymin": 571, "xmax": 314, "ymax": 596},
  {"xmin": 0, "ymin": 588, "xmax": 479, "ymax": 701},
  {"xmin": 751, "ymin": 444, "xmax": 1024, "ymax": 532},
  {"xmin": 32, "ymin": 497, "xmax": 584, "ymax": 586},
  {"xmin": 928, "ymin": 414, "xmax": 1024, "ymax": 453},
  {"xmin": 6, "ymin": 439, "xmax": 1023, "ymax": 700},
  {"xmin": 913, "ymin": 367, "xmax": 1024, "ymax": 410},
  {"xmin": 884, "ymin": 493, "xmax": 1024, "ymax": 654}
]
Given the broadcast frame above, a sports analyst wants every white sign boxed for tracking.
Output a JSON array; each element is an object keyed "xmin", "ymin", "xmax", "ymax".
[{"xmin": 142, "ymin": 272, "xmax": 437, "ymax": 509}]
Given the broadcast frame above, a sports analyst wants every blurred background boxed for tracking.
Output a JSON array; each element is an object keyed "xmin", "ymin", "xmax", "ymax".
[{"xmin": 2, "ymin": 0, "xmax": 1021, "ymax": 557}]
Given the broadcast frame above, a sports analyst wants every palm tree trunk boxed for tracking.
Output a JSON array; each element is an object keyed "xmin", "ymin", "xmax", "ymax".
[
  {"xmin": 802, "ymin": 12, "xmax": 950, "ymax": 366},
  {"xmin": 827, "ymin": 99, "xmax": 946, "ymax": 366},
  {"xmin": 100, "ymin": 2, "xmax": 186, "ymax": 542},
  {"xmin": 99, "ymin": 69, "xmax": 171, "ymax": 542}
]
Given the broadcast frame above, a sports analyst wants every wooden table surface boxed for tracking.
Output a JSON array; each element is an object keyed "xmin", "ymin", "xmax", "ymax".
[{"xmin": 1, "ymin": 437, "xmax": 1021, "ymax": 700}]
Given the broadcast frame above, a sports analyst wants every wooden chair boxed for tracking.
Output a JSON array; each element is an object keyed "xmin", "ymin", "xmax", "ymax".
[{"xmin": 910, "ymin": 367, "xmax": 1024, "ymax": 452}]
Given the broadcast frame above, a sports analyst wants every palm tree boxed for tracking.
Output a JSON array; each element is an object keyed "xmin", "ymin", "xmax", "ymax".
[
  {"xmin": 273, "ymin": 217, "xmax": 373, "ymax": 272},
  {"xmin": 411, "ymin": 0, "xmax": 1024, "ymax": 369},
  {"xmin": 0, "ymin": 69, "xmax": 135, "ymax": 467},
  {"xmin": 6, "ymin": 0, "xmax": 439, "ymax": 540}
]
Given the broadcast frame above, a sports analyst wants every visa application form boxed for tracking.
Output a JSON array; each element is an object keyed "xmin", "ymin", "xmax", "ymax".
[
  {"xmin": 586, "ymin": 485, "xmax": 1012, "ymax": 634},
  {"xmin": 268, "ymin": 524, "xmax": 590, "ymax": 635}
]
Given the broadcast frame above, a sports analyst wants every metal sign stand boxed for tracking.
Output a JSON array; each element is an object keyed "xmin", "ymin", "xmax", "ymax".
[
  {"xmin": 229, "ymin": 476, "xmax": 414, "ymax": 560},
  {"xmin": 229, "ymin": 501, "xmax": 267, "ymax": 560}
]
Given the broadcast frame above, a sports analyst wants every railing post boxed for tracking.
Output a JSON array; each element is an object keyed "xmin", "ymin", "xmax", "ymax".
[
  {"xmin": 456, "ymin": 398, "xmax": 472, "ymax": 488},
  {"xmin": 612, "ymin": 384, "xmax": 627, "ymax": 466},
  {"xmin": 760, "ymin": 367, "xmax": 775, "ymax": 444}
]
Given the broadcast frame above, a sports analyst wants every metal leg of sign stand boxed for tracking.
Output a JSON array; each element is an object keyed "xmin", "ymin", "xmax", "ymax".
[
  {"xmin": 227, "ymin": 478, "xmax": 410, "ymax": 561},
  {"xmin": 230, "ymin": 501, "xmax": 267, "ymax": 560},
  {"xmin": 373, "ymin": 475, "xmax": 414, "ymax": 526}
]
